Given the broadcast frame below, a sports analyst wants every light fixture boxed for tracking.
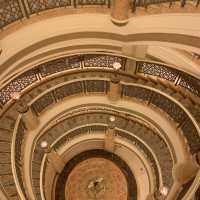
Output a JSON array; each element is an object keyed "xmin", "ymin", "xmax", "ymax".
[
  {"xmin": 11, "ymin": 92, "xmax": 20, "ymax": 100},
  {"xmin": 113, "ymin": 62, "xmax": 122, "ymax": 70},
  {"xmin": 40, "ymin": 141, "xmax": 48, "ymax": 149},
  {"xmin": 160, "ymin": 186, "xmax": 168, "ymax": 196},
  {"xmin": 109, "ymin": 115, "xmax": 116, "ymax": 122}
]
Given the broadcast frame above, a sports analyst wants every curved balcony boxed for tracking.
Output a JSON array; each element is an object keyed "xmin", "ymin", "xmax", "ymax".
[
  {"xmin": 1, "ymin": 54, "xmax": 200, "ymax": 108},
  {"xmin": 37, "ymin": 124, "xmax": 160, "ymax": 200},
  {"xmin": 0, "ymin": 53, "xmax": 199, "ymax": 199},
  {"xmin": 1, "ymin": 0, "xmax": 200, "ymax": 31},
  {"xmin": 25, "ymin": 74, "xmax": 199, "ymax": 154},
  {"xmin": 0, "ymin": 0, "xmax": 111, "ymax": 29}
]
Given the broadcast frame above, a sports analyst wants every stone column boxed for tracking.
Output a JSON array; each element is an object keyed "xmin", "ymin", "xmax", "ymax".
[
  {"xmin": 196, "ymin": 152, "xmax": 200, "ymax": 166},
  {"xmin": 111, "ymin": 0, "xmax": 131, "ymax": 25},
  {"xmin": 104, "ymin": 125, "xmax": 115, "ymax": 152},
  {"xmin": 108, "ymin": 75, "xmax": 121, "ymax": 102},
  {"xmin": 122, "ymin": 44, "xmax": 148, "ymax": 59},
  {"xmin": 104, "ymin": 116, "xmax": 116, "ymax": 152},
  {"xmin": 122, "ymin": 45, "xmax": 137, "ymax": 74},
  {"xmin": 47, "ymin": 150, "xmax": 65, "ymax": 174},
  {"xmin": 166, "ymin": 182, "xmax": 182, "ymax": 200},
  {"xmin": 145, "ymin": 193, "xmax": 154, "ymax": 200},
  {"xmin": 41, "ymin": 141, "xmax": 65, "ymax": 174},
  {"xmin": 173, "ymin": 159, "xmax": 199, "ymax": 185},
  {"xmin": 12, "ymin": 93, "xmax": 39, "ymax": 130},
  {"xmin": 22, "ymin": 106, "xmax": 39, "ymax": 130},
  {"xmin": 125, "ymin": 59, "xmax": 137, "ymax": 75}
]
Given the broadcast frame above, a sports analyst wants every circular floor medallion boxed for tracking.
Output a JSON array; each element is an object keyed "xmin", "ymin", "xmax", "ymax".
[{"xmin": 65, "ymin": 157, "xmax": 128, "ymax": 200}]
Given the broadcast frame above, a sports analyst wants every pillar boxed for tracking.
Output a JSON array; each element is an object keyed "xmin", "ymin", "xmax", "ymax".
[
  {"xmin": 125, "ymin": 59, "xmax": 137, "ymax": 75},
  {"xmin": 173, "ymin": 159, "xmax": 199, "ymax": 185},
  {"xmin": 17, "ymin": 104, "xmax": 39, "ymax": 130},
  {"xmin": 47, "ymin": 150, "xmax": 65, "ymax": 174},
  {"xmin": 22, "ymin": 106, "xmax": 39, "ymax": 130},
  {"xmin": 108, "ymin": 76, "xmax": 121, "ymax": 102},
  {"xmin": 111, "ymin": 0, "xmax": 131, "ymax": 25},
  {"xmin": 122, "ymin": 44, "xmax": 148, "ymax": 59},
  {"xmin": 166, "ymin": 182, "xmax": 182, "ymax": 200},
  {"xmin": 196, "ymin": 152, "xmax": 200, "ymax": 166},
  {"xmin": 12, "ymin": 92, "xmax": 39, "ymax": 130},
  {"xmin": 104, "ymin": 126, "xmax": 115, "ymax": 152},
  {"xmin": 122, "ymin": 45, "xmax": 137, "ymax": 74},
  {"xmin": 145, "ymin": 193, "xmax": 154, "ymax": 200},
  {"xmin": 41, "ymin": 141, "xmax": 65, "ymax": 174}
]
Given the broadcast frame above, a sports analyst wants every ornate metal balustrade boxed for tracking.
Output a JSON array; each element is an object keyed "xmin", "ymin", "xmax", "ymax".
[
  {"xmin": 0, "ymin": 0, "xmax": 111, "ymax": 29},
  {"xmin": 32, "ymin": 80, "xmax": 108, "ymax": 113},
  {"xmin": 0, "ymin": 114, "xmax": 19, "ymax": 200},
  {"xmin": 1, "ymin": 0, "xmax": 199, "ymax": 29},
  {"xmin": 179, "ymin": 73, "xmax": 200, "ymax": 97},
  {"xmin": 23, "ymin": 72, "xmax": 199, "ymax": 155},
  {"xmin": 136, "ymin": 61, "xmax": 200, "ymax": 98},
  {"xmin": 176, "ymin": 178, "xmax": 195, "ymax": 200},
  {"xmin": 122, "ymin": 84, "xmax": 200, "ymax": 154},
  {"xmin": 0, "ymin": 0, "xmax": 23, "ymax": 29},
  {"xmin": 75, "ymin": 0, "xmax": 110, "ymax": 6},
  {"xmin": 27, "ymin": 0, "xmax": 72, "ymax": 14},
  {"xmin": 0, "ymin": 54, "xmax": 125, "ymax": 106},
  {"xmin": 136, "ymin": 61, "xmax": 179, "ymax": 82},
  {"xmin": 1, "ymin": 54, "xmax": 200, "ymax": 109},
  {"xmin": 0, "ymin": 69, "xmax": 38, "ymax": 105},
  {"xmin": 132, "ymin": 0, "xmax": 200, "ymax": 11},
  {"xmin": 14, "ymin": 120, "xmax": 28, "ymax": 200},
  {"xmin": 195, "ymin": 186, "xmax": 200, "ymax": 200}
]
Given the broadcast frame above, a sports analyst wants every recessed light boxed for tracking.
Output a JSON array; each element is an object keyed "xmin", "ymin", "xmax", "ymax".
[
  {"xmin": 113, "ymin": 62, "xmax": 122, "ymax": 70},
  {"xmin": 40, "ymin": 141, "xmax": 48, "ymax": 149}
]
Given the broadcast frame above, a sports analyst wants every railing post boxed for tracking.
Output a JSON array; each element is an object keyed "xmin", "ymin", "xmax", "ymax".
[
  {"xmin": 104, "ymin": 116, "xmax": 116, "ymax": 152},
  {"xmin": 132, "ymin": 0, "xmax": 137, "ymax": 12},
  {"xmin": 181, "ymin": 0, "xmax": 186, "ymax": 7},
  {"xmin": 12, "ymin": 92, "xmax": 39, "ymax": 130},
  {"xmin": 108, "ymin": 62, "xmax": 122, "ymax": 102},
  {"xmin": 111, "ymin": 0, "xmax": 131, "ymax": 25},
  {"xmin": 122, "ymin": 45, "xmax": 144, "ymax": 74},
  {"xmin": 166, "ymin": 182, "xmax": 181, "ymax": 200},
  {"xmin": 196, "ymin": 0, "xmax": 200, "ymax": 7},
  {"xmin": 40, "ymin": 141, "xmax": 65, "ymax": 174},
  {"xmin": 173, "ymin": 159, "xmax": 199, "ymax": 190},
  {"xmin": 108, "ymin": 75, "xmax": 121, "ymax": 102}
]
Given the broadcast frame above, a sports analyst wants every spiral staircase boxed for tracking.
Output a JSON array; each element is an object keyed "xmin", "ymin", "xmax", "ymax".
[{"xmin": 0, "ymin": 1, "xmax": 200, "ymax": 200}]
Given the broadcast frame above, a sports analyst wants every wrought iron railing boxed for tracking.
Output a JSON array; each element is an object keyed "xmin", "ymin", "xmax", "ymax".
[
  {"xmin": 136, "ymin": 61, "xmax": 200, "ymax": 98},
  {"xmin": 132, "ymin": 0, "xmax": 200, "ymax": 11},
  {"xmin": 26, "ymin": 77, "xmax": 200, "ymax": 154},
  {"xmin": 1, "ymin": 54, "xmax": 200, "ymax": 110},
  {"xmin": 122, "ymin": 84, "xmax": 200, "ymax": 154},
  {"xmin": 177, "ymin": 178, "xmax": 195, "ymax": 200},
  {"xmin": 0, "ymin": 113, "xmax": 19, "ymax": 200},
  {"xmin": 6, "ymin": 70, "xmax": 199, "ymax": 153},
  {"xmin": 195, "ymin": 185, "xmax": 200, "ymax": 200},
  {"xmin": 0, "ymin": 0, "xmax": 111, "ymax": 29},
  {"xmin": 0, "ymin": 0, "xmax": 24, "ymax": 29},
  {"xmin": 0, "ymin": 54, "xmax": 125, "ymax": 106},
  {"xmin": 1, "ymin": 0, "xmax": 199, "ymax": 29},
  {"xmin": 12, "ymin": 117, "xmax": 29, "ymax": 200}
]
